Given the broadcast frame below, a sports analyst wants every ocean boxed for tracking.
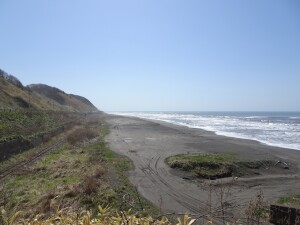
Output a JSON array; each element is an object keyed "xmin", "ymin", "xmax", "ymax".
[{"xmin": 111, "ymin": 111, "xmax": 300, "ymax": 150}]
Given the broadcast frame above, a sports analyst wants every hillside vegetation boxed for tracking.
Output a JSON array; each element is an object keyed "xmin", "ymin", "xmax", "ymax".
[
  {"xmin": 0, "ymin": 110, "xmax": 82, "ymax": 144},
  {"xmin": 0, "ymin": 69, "xmax": 158, "ymax": 223},
  {"xmin": 1, "ymin": 68, "xmax": 285, "ymax": 224},
  {"xmin": 0, "ymin": 114, "xmax": 157, "ymax": 222},
  {"xmin": 0, "ymin": 68, "xmax": 98, "ymax": 112}
]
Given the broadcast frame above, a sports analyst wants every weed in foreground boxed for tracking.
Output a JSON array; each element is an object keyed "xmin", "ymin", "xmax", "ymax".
[{"xmin": 0, "ymin": 205, "xmax": 198, "ymax": 225}]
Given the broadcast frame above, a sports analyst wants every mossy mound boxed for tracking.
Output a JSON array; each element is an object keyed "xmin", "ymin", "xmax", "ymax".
[{"xmin": 166, "ymin": 153, "xmax": 273, "ymax": 179}]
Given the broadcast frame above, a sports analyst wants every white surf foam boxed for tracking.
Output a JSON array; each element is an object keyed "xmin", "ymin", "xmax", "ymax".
[{"xmin": 111, "ymin": 112, "xmax": 300, "ymax": 150}]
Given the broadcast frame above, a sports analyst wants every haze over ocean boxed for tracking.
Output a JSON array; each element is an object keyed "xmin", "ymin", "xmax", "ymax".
[{"xmin": 112, "ymin": 111, "xmax": 300, "ymax": 150}]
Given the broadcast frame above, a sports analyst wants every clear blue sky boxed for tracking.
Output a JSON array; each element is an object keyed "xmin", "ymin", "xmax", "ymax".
[{"xmin": 1, "ymin": 0, "xmax": 299, "ymax": 111}]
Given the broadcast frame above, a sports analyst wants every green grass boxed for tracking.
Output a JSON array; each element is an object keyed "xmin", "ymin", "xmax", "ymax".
[
  {"xmin": 167, "ymin": 152, "xmax": 236, "ymax": 164},
  {"xmin": 84, "ymin": 136, "xmax": 156, "ymax": 216},
  {"xmin": 2, "ymin": 144, "xmax": 85, "ymax": 207},
  {"xmin": 165, "ymin": 153, "xmax": 236, "ymax": 178},
  {"xmin": 101, "ymin": 150, "xmax": 117, "ymax": 159},
  {"xmin": 0, "ymin": 120, "xmax": 157, "ymax": 218},
  {"xmin": 0, "ymin": 125, "xmax": 101, "ymax": 213},
  {"xmin": 0, "ymin": 110, "xmax": 82, "ymax": 143},
  {"xmin": 278, "ymin": 194, "xmax": 300, "ymax": 207},
  {"xmin": 165, "ymin": 153, "xmax": 272, "ymax": 179}
]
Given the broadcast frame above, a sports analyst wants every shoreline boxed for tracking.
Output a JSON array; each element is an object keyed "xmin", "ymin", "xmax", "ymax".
[
  {"xmin": 104, "ymin": 113, "xmax": 300, "ymax": 216},
  {"xmin": 110, "ymin": 112, "xmax": 300, "ymax": 151},
  {"xmin": 155, "ymin": 118, "xmax": 300, "ymax": 152},
  {"xmin": 116, "ymin": 114, "xmax": 300, "ymax": 164}
]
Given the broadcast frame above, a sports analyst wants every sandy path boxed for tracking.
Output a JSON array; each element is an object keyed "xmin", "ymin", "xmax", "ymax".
[{"xmin": 104, "ymin": 114, "xmax": 300, "ymax": 218}]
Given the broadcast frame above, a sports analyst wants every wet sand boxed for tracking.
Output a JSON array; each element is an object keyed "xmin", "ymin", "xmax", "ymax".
[{"xmin": 104, "ymin": 114, "xmax": 300, "ymax": 217}]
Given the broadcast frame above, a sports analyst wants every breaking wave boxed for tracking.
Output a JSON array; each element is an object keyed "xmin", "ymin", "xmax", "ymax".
[{"xmin": 111, "ymin": 111, "xmax": 300, "ymax": 150}]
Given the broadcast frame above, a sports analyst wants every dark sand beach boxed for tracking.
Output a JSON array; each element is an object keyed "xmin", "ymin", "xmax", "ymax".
[{"xmin": 104, "ymin": 114, "xmax": 300, "ymax": 217}]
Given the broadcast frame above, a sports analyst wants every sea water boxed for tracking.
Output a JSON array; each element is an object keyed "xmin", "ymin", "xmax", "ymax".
[{"xmin": 111, "ymin": 111, "xmax": 300, "ymax": 150}]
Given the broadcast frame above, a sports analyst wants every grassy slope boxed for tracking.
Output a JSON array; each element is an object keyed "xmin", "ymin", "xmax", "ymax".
[
  {"xmin": 278, "ymin": 194, "xmax": 300, "ymax": 207},
  {"xmin": 0, "ymin": 77, "xmax": 55, "ymax": 110},
  {"xmin": 0, "ymin": 75, "xmax": 97, "ymax": 112},
  {"xmin": 0, "ymin": 110, "xmax": 83, "ymax": 143},
  {"xmin": 0, "ymin": 114, "xmax": 157, "ymax": 219}
]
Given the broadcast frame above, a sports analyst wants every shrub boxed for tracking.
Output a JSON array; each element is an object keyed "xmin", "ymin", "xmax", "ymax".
[
  {"xmin": 67, "ymin": 128, "xmax": 98, "ymax": 145},
  {"xmin": 82, "ymin": 175, "xmax": 98, "ymax": 195},
  {"xmin": 93, "ymin": 165, "xmax": 106, "ymax": 178}
]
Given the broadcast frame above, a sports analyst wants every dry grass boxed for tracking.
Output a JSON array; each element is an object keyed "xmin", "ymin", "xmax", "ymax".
[
  {"xmin": 0, "ymin": 205, "xmax": 180, "ymax": 225},
  {"xmin": 166, "ymin": 153, "xmax": 273, "ymax": 179},
  {"xmin": 0, "ymin": 72, "xmax": 97, "ymax": 111},
  {"xmin": 0, "ymin": 128, "xmax": 103, "ymax": 218},
  {"xmin": 81, "ymin": 175, "xmax": 99, "ymax": 195},
  {"xmin": 0, "ymin": 119, "xmax": 157, "ymax": 220},
  {"xmin": 0, "ymin": 110, "xmax": 84, "ymax": 141},
  {"xmin": 0, "ymin": 198, "xmax": 271, "ymax": 225},
  {"xmin": 76, "ymin": 165, "xmax": 106, "ymax": 195},
  {"xmin": 93, "ymin": 165, "xmax": 106, "ymax": 178},
  {"xmin": 67, "ymin": 127, "xmax": 98, "ymax": 145}
]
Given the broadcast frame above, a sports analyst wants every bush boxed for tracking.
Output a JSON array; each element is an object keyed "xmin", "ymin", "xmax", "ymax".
[
  {"xmin": 82, "ymin": 175, "xmax": 98, "ymax": 195},
  {"xmin": 67, "ymin": 128, "xmax": 98, "ymax": 145},
  {"xmin": 93, "ymin": 165, "xmax": 106, "ymax": 178}
]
